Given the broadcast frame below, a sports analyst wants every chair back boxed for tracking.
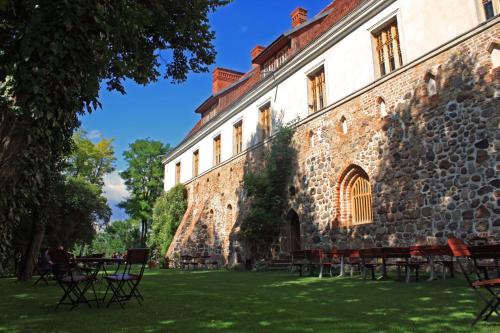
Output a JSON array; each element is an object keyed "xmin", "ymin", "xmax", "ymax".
[
  {"xmin": 48, "ymin": 249, "xmax": 72, "ymax": 279},
  {"xmin": 447, "ymin": 238, "xmax": 471, "ymax": 257},
  {"xmin": 126, "ymin": 248, "xmax": 149, "ymax": 265}
]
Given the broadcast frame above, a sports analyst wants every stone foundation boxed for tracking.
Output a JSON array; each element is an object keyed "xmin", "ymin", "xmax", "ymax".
[{"xmin": 167, "ymin": 23, "xmax": 500, "ymax": 268}]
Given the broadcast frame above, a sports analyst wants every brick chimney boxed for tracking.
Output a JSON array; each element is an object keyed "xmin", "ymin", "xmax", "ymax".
[
  {"xmin": 212, "ymin": 67, "xmax": 244, "ymax": 95},
  {"xmin": 251, "ymin": 45, "xmax": 266, "ymax": 67},
  {"xmin": 291, "ymin": 7, "xmax": 307, "ymax": 28}
]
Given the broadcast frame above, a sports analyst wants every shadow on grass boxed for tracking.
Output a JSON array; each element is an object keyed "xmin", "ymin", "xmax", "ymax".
[{"xmin": 0, "ymin": 270, "xmax": 499, "ymax": 333}]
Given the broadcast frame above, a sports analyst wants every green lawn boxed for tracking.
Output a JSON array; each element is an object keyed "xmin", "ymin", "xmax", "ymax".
[{"xmin": 0, "ymin": 269, "xmax": 499, "ymax": 333}]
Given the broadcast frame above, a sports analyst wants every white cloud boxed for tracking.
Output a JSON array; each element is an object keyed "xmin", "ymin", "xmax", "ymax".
[
  {"xmin": 103, "ymin": 171, "xmax": 129, "ymax": 204},
  {"xmin": 88, "ymin": 129, "xmax": 102, "ymax": 140}
]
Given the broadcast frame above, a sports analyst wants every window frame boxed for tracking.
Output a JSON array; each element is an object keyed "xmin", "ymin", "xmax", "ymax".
[
  {"xmin": 370, "ymin": 15, "xmax": 404, "ymax": 78},
  {"xmin": 192, "ymin": 150, "xmax": 199, "ymax": 177},
  {"xmin": 213, "ymin": 135, "xmax": 222, "ymax": 166},
  {"xmin": 479, "ymin": 0, "xmax": 500, "ymax": 20},
  {"xmin": 175, "ymin": 161, "xmax": 181, "ymax": 185},
  {"xmin": 233, "ymin": 120, "xmax": 243, "ymax": 155},
  {"xmin": 258, "ymin": 102, "xmax": 272, "ymax": 139},
  {"xmin": 306, "ymin": 65, "xmax": 327, "ymax": 113}
]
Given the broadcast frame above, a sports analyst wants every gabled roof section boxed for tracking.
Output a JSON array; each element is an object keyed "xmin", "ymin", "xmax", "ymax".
[{"xmin": 180, "ymin": 0, "xmax": 367, "ymax": 147}]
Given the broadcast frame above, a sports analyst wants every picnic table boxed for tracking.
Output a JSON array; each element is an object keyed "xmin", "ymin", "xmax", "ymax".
[{"xmin": 410, "ymin": 245, "xmax": 453, "ymax": 281}]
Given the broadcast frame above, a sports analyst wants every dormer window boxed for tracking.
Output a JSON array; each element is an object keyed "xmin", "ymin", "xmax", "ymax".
[
  {"xmin": 262, "ymin": 46, "xmax": 290, "ymax": 76},
  {"xmin": 307, "ymin": 66, "xmax": 326, "ymax": 113}
]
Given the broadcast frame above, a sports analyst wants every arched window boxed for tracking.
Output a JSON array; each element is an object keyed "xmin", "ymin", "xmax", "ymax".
[
  {"xmin": 377, "ymin": 97, "xmax": 387, "ymax": 117},
  {"xmin": 337, "ymin": 164, "xmax": 373, "ymax": 226},
  {"xmin": 424, "ymin": 72, "xmax": 437, "ymax": 96},
  {"xmin": 340, "ymin": 116, "xmax": 348, "ymax": 134},
  {"xmin": 487, "ymin": 41, "xmax": 500, "ymax": 69}
]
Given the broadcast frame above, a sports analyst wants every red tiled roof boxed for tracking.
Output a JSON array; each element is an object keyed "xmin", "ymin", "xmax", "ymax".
[{"xmin": 182, "ymin": 0, "xmax": 366, "ymax": 143}]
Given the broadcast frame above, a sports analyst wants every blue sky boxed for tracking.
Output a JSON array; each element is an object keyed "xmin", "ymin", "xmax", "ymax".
[{"xmin": 81, "ymin": 0, "xmax": 332, "ymax": 220}]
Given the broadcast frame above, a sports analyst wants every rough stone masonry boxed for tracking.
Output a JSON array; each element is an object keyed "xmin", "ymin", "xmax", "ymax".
[{"xmin": 167, "ymin": 23, "xmax": 500, "ymax": 268}]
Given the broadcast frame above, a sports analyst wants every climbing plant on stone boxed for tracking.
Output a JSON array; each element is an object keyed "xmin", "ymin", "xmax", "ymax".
[{"xmin": 240, "ymin": 125, "xmax": 296, "ymax": 250}]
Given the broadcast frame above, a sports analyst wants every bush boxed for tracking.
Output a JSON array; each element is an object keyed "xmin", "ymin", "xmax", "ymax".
[{"xmin": 148, "ymin": 184, "xmax": 188, "ymax": 255}]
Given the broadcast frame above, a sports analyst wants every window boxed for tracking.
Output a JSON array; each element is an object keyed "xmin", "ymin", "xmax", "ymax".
[
  {"xmin": 351, "ymin": 176, "xmax": 373, "ymax": 225},
  {"xmin": 488, "ymin": 41, "xmax": 500, "ymax": 68},
  {"xmin": 233, "ymin": 121, "xmax": 243, "ymax": 155},
  {"xmin": 259, "ymin": 103, "xmax": 272, "ymax": 139},
  {"xmin": 337, "ymin": 164, "xmax": 373, "ymax": 226},
  {"xmin": 192, "ymin": 150, "xmax": 199, "ymax": 177},
  {"xmin": 262, "ymin": 46, "xmax": 290, "ymax": 76},
  {"xmin": 482, "ymin": 0, "xmax": 499, "ymax": 19},
  {"xmin": 213, "ymin": 135, "xmax": 221, "ymax": 166},
  {"xmin": 377, "ymin": 97, "xmax": 387, "ymax": 117},
  {"xmin": 175, "ymin": 162, "xmax": 181, "ymax": 185},
  {"xmin": 308, "ymin": 66, "xmax": 326, "ymax": 113},
  {"xmin": 340, "ymin": 116, "xmax": 348, "ymax": 134},
  {"xmin": 373, "ymin": 19, "xmax": 403, "ymax": 77}
]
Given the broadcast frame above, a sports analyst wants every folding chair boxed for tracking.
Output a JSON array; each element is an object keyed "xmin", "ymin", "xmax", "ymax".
[
  {"xmin": 33, "ymin": 251, "xmax": 52, "ymax": 286},
  {"xmin": 50, "ymin": 249, "xmax": 98, "ymax": 310},
  {"xmin": 448, "ymin": 238, "xmax": 500, "ymax": 325},
  {"xmin": 105, "ymin": 248, "xmax": 149, "ymax": 308}
]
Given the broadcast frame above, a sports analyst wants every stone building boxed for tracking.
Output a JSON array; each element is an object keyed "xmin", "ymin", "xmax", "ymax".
[{"xmin": 163, "ymin": 0, "xmax": 500, "ymax": 267}]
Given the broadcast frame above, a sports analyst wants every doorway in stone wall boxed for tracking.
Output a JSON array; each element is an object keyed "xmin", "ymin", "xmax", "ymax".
[{"xmin": 281, "ymin": 210, "xmax": 301, "ymax": 254}]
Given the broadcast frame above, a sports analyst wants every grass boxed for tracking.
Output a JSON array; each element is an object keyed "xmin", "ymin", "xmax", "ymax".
[{"xmin": 0, "ymin": 269, "xmax": 499, "ymax": 333}]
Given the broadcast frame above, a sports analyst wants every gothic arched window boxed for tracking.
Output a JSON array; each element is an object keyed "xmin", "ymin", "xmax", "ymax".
[{"xmin": 338, "ymin": 164, "xmax": 373, "ymax": 226}]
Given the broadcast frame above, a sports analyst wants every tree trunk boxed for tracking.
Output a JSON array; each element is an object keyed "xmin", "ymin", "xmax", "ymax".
[{"xmin": 18, "ymin": 215, "xmax": 45, "ymax": 281}]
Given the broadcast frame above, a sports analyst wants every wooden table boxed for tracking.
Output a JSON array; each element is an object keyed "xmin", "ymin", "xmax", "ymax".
[{"xmin": 410, "ymin": 245, "xmax": 452, "ymax": 281}]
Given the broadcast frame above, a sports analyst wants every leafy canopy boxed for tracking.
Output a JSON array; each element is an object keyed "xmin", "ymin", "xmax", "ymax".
[
  {"xmin": 89, "ymin": 219, "xmax": 141, "ymax": 257},
  {"xmin": 0, "ymin": 0, "xmax": 228, "ymax": 270},
  {"xmin": 66, "ymin": 130, "xmax": 115, "ymax": 187},
  {"xmin": 119, "ymin": 139, "xmax": 170, "ymax": 244}
]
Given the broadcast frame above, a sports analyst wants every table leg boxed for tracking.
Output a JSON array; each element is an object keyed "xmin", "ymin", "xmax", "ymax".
[
  {"xmin": 427, "ymin": 256, "xmax": 435, "ymax": 282},
  {"xmin": 338, "ymin": 256, "xmax": 345, "ymax": 277},
  {"xmin": 378, "ymin": 258, "xmax": 388, "ymax": 280}
]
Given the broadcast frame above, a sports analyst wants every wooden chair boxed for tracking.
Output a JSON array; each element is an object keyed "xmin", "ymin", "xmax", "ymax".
[{"xmin": 448, "ymin": 238, "xmax": 500, "ymax": 325}]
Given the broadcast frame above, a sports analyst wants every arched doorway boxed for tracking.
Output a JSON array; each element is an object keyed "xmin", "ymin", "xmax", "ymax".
[{"xmin": 281, "ymin": 210, "xmax": 301, "ymax": 253}]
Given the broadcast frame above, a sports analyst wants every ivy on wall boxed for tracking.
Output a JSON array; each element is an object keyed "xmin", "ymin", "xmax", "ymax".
[{"xmin": 240, "ymin": 125, "xmax": 296, "ymax": 249}]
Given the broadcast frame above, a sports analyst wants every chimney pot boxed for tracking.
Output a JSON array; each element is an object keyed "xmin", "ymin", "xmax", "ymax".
[{"xmin": 291, "ymin": 7, "xmax": 308, "ymax": 28}]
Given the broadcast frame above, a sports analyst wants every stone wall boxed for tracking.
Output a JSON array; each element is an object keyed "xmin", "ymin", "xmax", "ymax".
[{"xmin": 167, "ymin": 23, "xmax": 500, "ymax": 267}]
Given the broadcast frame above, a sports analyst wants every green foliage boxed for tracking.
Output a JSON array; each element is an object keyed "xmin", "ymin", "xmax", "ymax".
[
  {"xmin": 89, "ymin": 219, "xmax": 140, "ymax": 256},
  {"xmin": 119, "ymin": 139, "xmax": 171, "ymax": 245},
  {"xmin": 11, "ymin": 176, "xmax": 111, "ymax": 261},
  {"xmin": 240, "ymin": 126, "xmax": 296, "ymax": 245},
  {"xmin": 66, "ymin": 130, "xmax": 115, "ymax": 187},
  {"xmin": 0, "ymin": 0, "xmax": 228, "ymax": 273},
  {"xmin": 148, "ymin": 184, "xmax": 188, "ymax": 255},
  {"xmin": 44, "ymin": 177, "xmax": 111, "ymax": 248}
]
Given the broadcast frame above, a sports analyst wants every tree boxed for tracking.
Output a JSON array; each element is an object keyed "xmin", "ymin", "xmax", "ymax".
[
  {"xmin": 66, "ymin": 130, "xmax": 115, "ymax": 187},
  {"xmin": 0, "ymin": 0, "xmax": 228, "ymax": 279},
  {"xmin": 10, "ymin": 176, "xmax": 111, "ymax": 275},
  {"xmin": 89, "ymin": 219, "xmax": 140, "ymax": 257},
  {"xmin": 240, "ymin": 126, "xmax": 296, "ymax": 250},
  {"xmin": 148, "ymin": 184, "xmax": 188, "ymax": 255},
  {"xmin": 120, "ymin": 139, "xmax": 170, "ymax": 246}
]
